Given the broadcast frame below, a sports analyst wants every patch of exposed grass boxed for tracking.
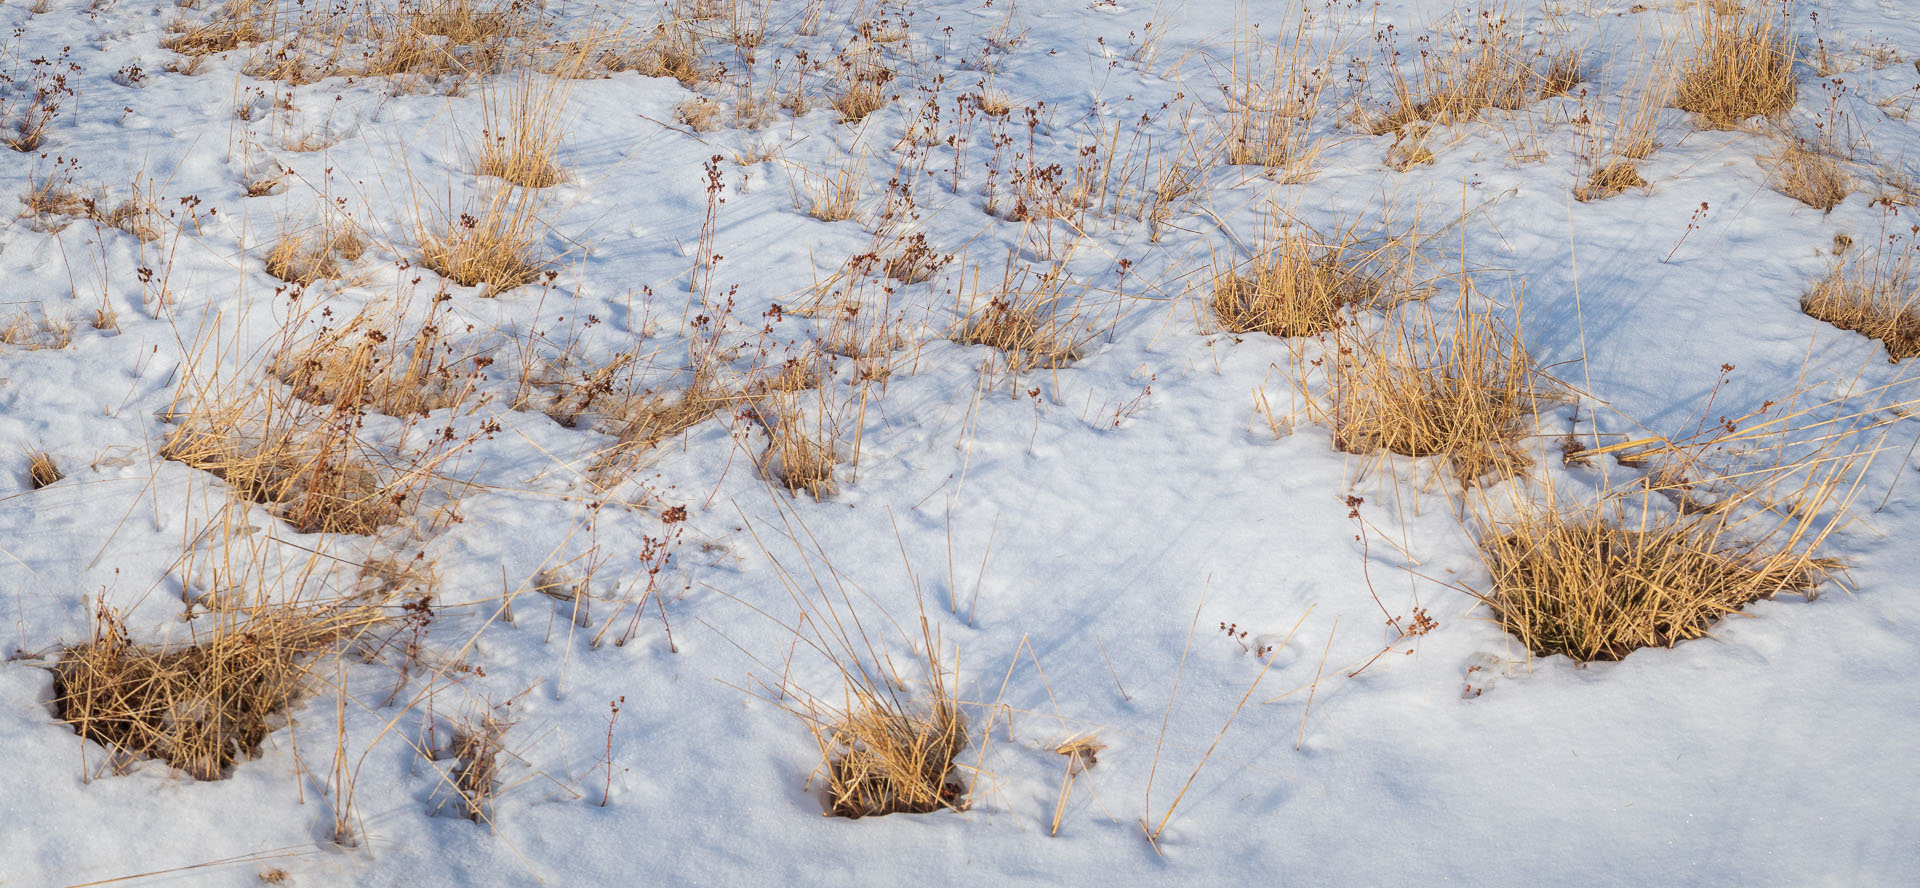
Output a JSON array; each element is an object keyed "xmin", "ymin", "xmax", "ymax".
[
  {"xmin": 419, "ymin": 187, "xmax": 547, "ymax": 294},
  {"xmin": 52, "ymin": 603, "xmax": 365, "ymax": 779},
  {"xmin": 1673, "ymin": 3, "xmax": 1797, "ymax": 129},
  {"xmin": 1802, "ymin": 225, "xmax": 1920, "ymax": 361},
  {"xmin": 1211, "ymin": 228, "xmax": 1396, "ymax": 337},
  {"xmin": 1575, "ymin": 161, "xmax": 1648, "ymax": 201},
  {"xmin": 1320, "ymin": 293, "xmax": 1555, "ymax": 484},
  {"xmin": 1765, "ymin": 143, "xmax": 1849, "ymax": 211}
]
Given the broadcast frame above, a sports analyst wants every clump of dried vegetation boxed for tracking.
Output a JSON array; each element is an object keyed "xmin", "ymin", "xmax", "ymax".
[
  {"xmin": 52, "ymin": 600, "xmax": 371, "ymax": 779},
  {"xmin": 830, "ymin": 42, "xmax": 893, "ymax": 122},
  {"xmin": 1318, "ymin": 291, "xmax": 1556, "ymax": 484},
  {"xmin": 1473, "ymin": 502, "xmax": 1825, "ymax": 661},
  {"xmin": 1220, "ymin": 16, "xmax": 1329, "ymax": 175},
  {"xmin": 272, "ymin": 289, "xmax": 479, "ymax": 416},
  {"xmin": 264, "ymin": 215, "xmax": 366, "ymax": 286},
  {"xmin": 419, "ymin": 186, "xmax": 547, "ymax": 293},
  {"xmin": 434, "ymin": 714, "xmax": 508, "ymax": 822},
  {"xmin": 951, "ymin": 257, "xmax": 1091, "ymax": 371},
  {"xmin": 160, "ymin": 357, "xmax": 463, "ymax": 535},
  {"xmin": 163, "ymin": 0, "xmax": 267, "ymax": 57},
  {"xmin": 513, "ymin": 347, "xmax": 739, "ymax": 487},
  {"xmin": 820, "ymin": 683, "xmax": 967, "ymax": 818},
  {"xmin": 1211, "ymin": 227, "xmax": 1401, "ymax": 337},
  {"xmin": 755, "ymin": 540, "xmax": 971, "ymax": 818},
  {"xmin": 1801, "ymin": 218, "xmax": 1920, "ymax": 361},
  {"xmin": 755, "ymin": 390, "xmax": 839, "ymax": 499},
  {"xmin": 26, "ymin": 449, "xmax": 62, "ymax": 489},
  {"xmin": 20, "ymin": 177, "xmax": 163, "ymax": 242},
  {"xmin": 476, "ymin": 61, "xmax": 581, "ymax": 188},
  {"xmin": 1765, "ymin": 143, "xmax": 1849, "ymax": 211},
  {"xmin": 1, "ymin": 309, "xmax": 75, "ymax": 351},
  {"xmin": 1371, "ymin": 7, "xmax": 1567, "ymax": 134},
  {"xmin": 1673, "ymin": 2, "xmax": 1797, "ymax": 129},
  {"xmin": 1475, "ymin": 384, "xmax": 1876, "ymax": 661},
  {"xmin": 1575, "ymin": 161, "xmax": 1648, "ymax": 202}
]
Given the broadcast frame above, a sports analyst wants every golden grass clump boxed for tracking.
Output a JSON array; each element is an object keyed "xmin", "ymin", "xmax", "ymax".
[
  {"xmin": 527, "ymin": 359, "xmax": 737, "ymax": 487},
  {"xmin": 1211, "ymin": 230, "xmax": 1389, "ymax": 337},
  {"xmin": 52, "ymin": 604, "xmax": 353, "ymax": 779},
  {"xmin": 475, "ymin": 65, "xmax": 579, "ymax": 189},
  {"xmin": 601, "ymin": 18, "xmax": 711, "ymax": 86},
  {"xmin": 1765, "ymin": 144, "xmax": 1849, "ymax": 211},
  {"xmin": 952, "ymin": 259, "xmax": 1088, "ymax": 371},
  {"xmin": 20, "ymin": 179, "xmax": 163, "ymax": 242},
  {"xmin": 1371, "ymin": 9, "xmax": 1540, "ymax": 134},
  {"xmin": 831, "ymin": 46, "xmax": 893, "ymax": 123},
  {"xmin": 1537, "ymin": 50, "xmax": 1585, "ymax": 99},
  {"xmin": 419, "ymin": 187, "xmax": 546, "ymax": 293},
  {"xmin": 793, "ymin": 157, "xmax": 862, "ymax": 222},
  {"xmin": 1321, "ymin": 294, "xmax": 1553, "ymax": 483},
  {"xmin": 823, "ymin": 690, "xmax": 967, "ymax": 818},
  {"xmin": 26, "ymin": 449, "xmax": 62, "ymax": 489},
  {"xmin": 1673, "ymin": 3, "xmax": 1797, "ymax": 129},
  {"xmin": 1474, "ymin": 504, "xmax": 1824, "ymax": 661},
  {"xmin": 272, "ymin": 292, "xmax": 475, "ymax": 417},
  {"xmin": 1801, "ymin": 229, "xmax": 1920, "ymax": 361},
  {"xmin": 882, "ymin": 233, "xmax": 949, "ymax": 284},
  {"xmin": 361, "ymin": 0, "xmax": 530, "ymax": 81},
  {"xmin": 264, "ymin": 219, "xmax": 365, "ymax": 286},
  {"xmin": 1483, "ymin": 370, "xmax": 1879, "ymax": 662},
  {"xmin": 163, "ymin": 0, "xmax": 265, "ymax": 57},
  {"xmin": 441, "ymin": 715, "xmax": 507, "ymax": 822},
  {"xmin": 159, "ymin": 376, "xmax": 448, "ymax": 536},
  {"xmin": 757, "ymin": 391, "xmax": 838, "ymax": 499},
  {"xmin": 1575, "ymin": 161, "xmax": 1648, "ymax": 202},
  {"xmin": 1221, "ymin": 18, "xmax": 1328, "ymax": 173},
  {"xmin": 675, "ymin": 97, "xmax": 723, "ymax": 132}
]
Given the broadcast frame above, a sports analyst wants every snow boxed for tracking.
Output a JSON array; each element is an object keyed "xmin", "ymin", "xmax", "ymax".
[{"xmin": 2, "ymin": 0, "xmax": 1917, "ymax": 885}]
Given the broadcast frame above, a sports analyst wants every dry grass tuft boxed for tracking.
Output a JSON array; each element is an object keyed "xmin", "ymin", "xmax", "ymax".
[
  {"xmin": 52, "ymin": 603, "xmax": 359, "ymax": 779},
  {"xmin": 1575, "ymin": 161, "xmax": 1648, "ymax": 201},
  {"xmin": 756, "ymin": 390, "xmax": 838, "ymax": 498},
  {"xmin": 1801, "ymin": 224, "xmax": 1920, "ymax": 361},
  {"xmin": 952, "ymin": 258, "xmax": 1089, "ymax": 371},
  {"xmin": 272, "ymin": 290, "xmax": 476, "ymax": 416},
  {"xmin": 792, "ymin": 156, "xmax": 863, "ymax": 222},
  {"xmin": 882, "ymin": 233, "xmax": 949, "ymax": 284},
  {"xmin": 159, "ymin": 373, "xmax": 453, "ymax": 536},
  {"xmin": 1673, "ymin": 3, "xmax": 1797, "ymax": 129},
  {"xmin": 163, "ymin": 0, "xmax": 265, "ymax": 57},
  {"xmin": 823, "ymin": 689, "xmax": 967, "ymax": 818},
  {"xmin": 1320, "ymin": 293, "xmax": 1554, "ymax": 483},
  {"xmin": 531, "ymin": 360, "xmax": 740, "ymax": 487},
  {"xmin": 1537, "ymin": 50, "xmax": 1585, "ymax": 99},
  {"xmin": 419, "ymin": 187, "xmax": 546, "ymax": 294},
  {"xmin": 1221, "ymin": 17, "xmax": 1328, "ymax": 173},
  {"xmin": 601, "ymin": 17, "xmax": 711, "ymax": 86},
  {"xmin": 20, "ymin": 179, "xmax": 163, "ymax": 242},
  {"xmin": 675, "ymin": 96, "xmax": 723, "ymax": 132},
  {"xmin": 27, "ymin": 449, "xmax": 62, "ymax": 489},
  {"xmin": 476, "ymin": 63, "xmax": 580, "ymax": 189},
  {"xmin": 1765, "ymin": 143, "xmax": 1849, "ymax": 211},
  {"xmin": 264, "ymin": 217, "xmax": 364, "ymax": 286},
  {"xmin": 1475, "ymin": 503, "xmax": 1824, "ymax": 661},
  {"xmin": 1371, "ymin": 9, "xmax": 1541, "ymax": 134},
  {"xmin": 442, "ymin": 715, "xmax": 507, "ymax": 822},
  {"xmin": 831, "ymin": 45, "xmax": 893, "ymax": 123},
  {"xmin": 1211, "ymin": 229, "xmax": 1393, "ymax": 337}
]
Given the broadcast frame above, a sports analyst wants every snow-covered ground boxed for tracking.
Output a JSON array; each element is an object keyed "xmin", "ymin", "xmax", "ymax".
[{"xmin": 2, "ymin": 0, "xmax": 1917, "ymax": 884}]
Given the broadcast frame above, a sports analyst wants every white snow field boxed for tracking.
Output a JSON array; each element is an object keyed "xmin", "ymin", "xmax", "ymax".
[{"xmin": 2, "ymin": 0, "xmax": 1918, "ymax": 884}]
